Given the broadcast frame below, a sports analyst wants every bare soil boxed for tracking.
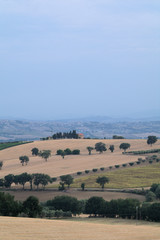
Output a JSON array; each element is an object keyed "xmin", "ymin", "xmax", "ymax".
[{"xmin": 3, "ymin": 188, "xmax": 145, "ymax": 202}]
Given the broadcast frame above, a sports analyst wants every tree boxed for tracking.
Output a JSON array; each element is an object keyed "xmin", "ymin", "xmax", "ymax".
[
  {"xmin": 64, "ymin": 148, "xmax": 72, "ymax": 155},
  {"xmin": 19, "ymin": 156, "xmax": 29, "ymax": 166},
  {"xmin": 95, "ymin": 142, "xmax": 107, "ymax": 154},
  {"xmin": 0, "ymin": 192, "xmax": 21, "ymax": 216},
  {"xmin": 119, "ymin": 143, "xmax": 130, "ymax": 152},
  {"xmin": 96, "ymin": 176, "xmax": 109, "ymax": 190},
  {"xmin": 145, "ymin": 191, "xmax": 156, "ymax": 202},
  {"xmin": 85, "ymin": 196, "xmax": 106, "ymax": 216},
  {"xmin": 81, "ymin": 182, "xmax": 85, "ymax": 191},
  {"xmin": 87, "ymin": 146, "xmax": 94, "ymax": 155},
  {"xmin": 60, "ymin": 175, "xmax": 74, "ymax": 189},
  {"xmin": 31, "ymin": 148, "xmax": 39, "ymax": 156},
  {"xmin": 147, "ymin": 136, "xmax": 158, "ymax": 147},
  {"xmin": 4, "ymin": 174, "xmax": 14, "ymax": 188},
  {"xmin": 39, "ymin": 150, "xmax": 51, "ymax": 161},
  {"xmin": 18, "ymin": 173, "xmax": 31, "ymax": 190},
  {"xmin": 23, "ymin": 196, "xmax": 42, "ymax": 218},
  {"xmin": 72, "ymin": 149, "xmax": 80, "ymax": 155},
  {"xmin": 0, "ymin": 161, "xmax": 3, "ymax": 170},
  {"xmin": 47, "ymin": 195, "xmax": 81, "ymax": 215},
  {"xmin": 109, "ymin": 145, "xmax": 114, "ymax": 153}
]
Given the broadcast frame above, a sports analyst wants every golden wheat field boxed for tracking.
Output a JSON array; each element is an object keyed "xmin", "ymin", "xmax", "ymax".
[
  {"xmin": 0, "ymin": 139, "xmax": 160, "ymax": 178},
  {"xmin": 0, "ymin": 216, "xmax": 160, "ymax": 240}
]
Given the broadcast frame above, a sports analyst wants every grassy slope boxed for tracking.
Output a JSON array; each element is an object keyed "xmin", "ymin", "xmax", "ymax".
[{"xmin": 72, "ymin": 162, "xmax": 160, "ymax": 189}]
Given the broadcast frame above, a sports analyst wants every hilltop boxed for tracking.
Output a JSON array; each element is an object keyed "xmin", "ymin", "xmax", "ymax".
[{"xmin": 0, "ymin": 119, "xmax": 160, "ymax": 141}]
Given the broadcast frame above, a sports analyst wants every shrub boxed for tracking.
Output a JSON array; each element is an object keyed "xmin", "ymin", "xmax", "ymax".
[
  {"xmin": 92, "ymin": 168, "xmax": 98, "ymax": 172},
  {"xmin": 85, "ymin": 170, "xmax": 90, "ymax": 174},
  {"xmin": 142, "ymin": 160, "xmax": 146, "ymax": 163},
  {"xmin": 115, "ymin": 165, "xmax": 120, "ymax": 168},
  {"xmin": 77, "ymin": 172, "xmax": 82, "ymax": 175},
  {"xmin": 109, "ymin": 166, "xmax": 112, "ymax": 169},
  {"xmin": 149, "ymin": 160, "xmax": 153, "ymax": 164},
  {"xmin": 136, "ymin": 161, "xmax": 141, "ymax": 165},
  {"xmin": 56, "ymin": 149, "xmax": 64, "ymax": 155},
  {"xmin": 52, "ymin": 177, "xmax": 57, "ymax": 182},
  {"xmin": 145, "ymin": 191, "xmax": 156, "ymax": 202},
  {"xmin": 129, "ymin": 162, "xmax": 134, "ymax": 166},
  {"xmin": 156, "ymin": 159, "xmax": 160, "ymax": 162},
  {"xmin": 72, "ymin": 149, "xmax": 80, "ymax": 155},
  {"xmin": 64, "ymin": 148, "xmax": 72, "ymax": 155},
  {"xmin": 138, "ymin": 158, "xmax": 142, "ymax": 162},
  {"xmin": 100, "ymin": 167, "xmax": 105, "ymax": 171},
  {"xmin": 122, "ymin": 164, "xmax": 127, "ymax": 167}
]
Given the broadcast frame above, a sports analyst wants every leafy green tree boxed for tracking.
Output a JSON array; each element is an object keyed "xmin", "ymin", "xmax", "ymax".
[
  {"xmin": 0, "ymin": 161, "xmax": 3, "ymax": 170},
  {"xmin": 147, "ymin": 136, "xmax": 158, "ymax": 147},
  {"xmin": 39, "ymin": 150, "xmax": 51, "ymax": 161},
  {"xmin": 46, "ymin": 196, "xmax": 81, "ymax": 215},
  {"xmin": 119, "ymin": 143, "xmax": 130, "ymax": 152},
  {"xmin": 96, "ymin": 176, "xmax": 109, "ymax": 190},
  {"xmin": 23, "ymin": 196, "xmax": 42, "ymax": 218},
  {"xmin": 109, "ymin": 145, "xmax": 114, "ymax": 153},
  {"xmin": 0, "ymin": 192, "xmax": 21, "ymax": 216},
  {"xmin": 87, "ymin": 146, "xmax": 94, "ymax": 155},
  {"xmin": 19, "ymin": 156, "xmax": 29, "ymax": 166},
  {"xmin": 33, "ymin": 173, "xmax": 42, "ymax": 189},
  {"xmin": 60, "ymin": 175, "xmax": 74, "ymax": 189},
  {"xmin": 31, "ymin": 148, "xmax": 39, "ymax": 156},
  {"xmin": 148, "ymin": 203, "xmax": 160, "ymax": 221},
  {"xmin": 85, "ymin": 197, "xmax": 106, "ymax": 216},
  {"xmin": 145, "ymin": 191, "xmax": 156, "ymax": 202},
  {"xmin": 40, "ymin": 174, "xmax": 52, "ymax": 189},
  {"xmin": 4, "ymin": 174, "xmax": 14, "ymax": 188},
  {"xmin": 150, "ymin": 183, "xmax": 160, "ymax": 193},
  {"xmin": 155, "ymin": 185, "xmax": 160, "ymax": 199},
  {"xmin": 0, "ymin": 178, "xmax": 4, "ymax": 187},
  {"xmin": 95, "ymin": 142, "xmax": 107, "ymax": 154},
  {"xmin": 18, "ymin": 173, "xmax": 31, "ymax": 190}
]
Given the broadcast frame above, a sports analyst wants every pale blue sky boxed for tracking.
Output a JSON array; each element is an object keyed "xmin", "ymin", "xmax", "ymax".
[{"xmin": 0, "ymin": 0, "xmax": 160, "ymax": 120}]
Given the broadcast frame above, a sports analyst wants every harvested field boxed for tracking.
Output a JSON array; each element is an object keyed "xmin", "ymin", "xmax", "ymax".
[
  {"xmin": 0, "ymin": 216, "xmax": 160, "ymax": 240},
  {"xmin": 0, "ymin": 139, "xmax": 159, "ymax": 178},
  {"xmin": 3, "ymin": 189, "xmax": 145, "ymax": 202}
]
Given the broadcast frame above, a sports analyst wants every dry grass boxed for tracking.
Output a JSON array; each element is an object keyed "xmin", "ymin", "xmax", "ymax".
[
  {"xmin": 0, "ymin": 216, "xmax": 160, "ymax": 240},
  {"xmin": 0, "ymin": 139, "xmax": 159, "ymax": 179},
  {"xmin": 72, "ymin": 162, "xmax": 160, "ymax": 189}
]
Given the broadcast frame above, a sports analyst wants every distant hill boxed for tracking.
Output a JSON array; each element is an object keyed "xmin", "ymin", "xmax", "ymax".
[{"xmin": 0, "ymin": 118, "xmax": 160, "ymax": 141}]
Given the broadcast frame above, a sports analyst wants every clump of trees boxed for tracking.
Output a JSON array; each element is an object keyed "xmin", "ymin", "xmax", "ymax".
[
  {"xmin": 52, "ymin": 130, "xmax": 79, "ymax": 139},
  {"xmin": 113, "ymin": 135, "xmax": 124, "ymax": 139},
  {"xmin": 0, "ymin": 173, "xmax": 54, "ymax": 190},
  {"xmin": 56, "ymin": 148, "xmax": 80, "ymax": 158},
  {"xmin": 145, "ymin": 183, "xmax": 160, "ymax": 202},
  {"xmin": 0, "ymin": 192, "xmax": 42, "ymax": 218}
]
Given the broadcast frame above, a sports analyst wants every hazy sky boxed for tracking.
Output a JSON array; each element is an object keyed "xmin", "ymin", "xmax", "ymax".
[{"xmin": 0, "ymin": 0, "xmax": 160, "ymax": 120}]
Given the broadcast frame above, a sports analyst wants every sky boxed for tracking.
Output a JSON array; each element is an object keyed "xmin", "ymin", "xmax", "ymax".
[{"xmin": 0, "ymin": 0, "xmax": 160, "ymax": 120}]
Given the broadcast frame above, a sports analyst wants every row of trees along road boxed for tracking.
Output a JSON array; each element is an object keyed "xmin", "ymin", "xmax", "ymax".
[{"xmin": 0, "ymin": 173, "xmax": 55, "ymax": 190}]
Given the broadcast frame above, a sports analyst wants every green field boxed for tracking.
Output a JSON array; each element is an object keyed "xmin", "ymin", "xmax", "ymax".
[
  {"xmin": 0, "ymin": 141, "xmax": 33, "ymax": 151},
  {"xmin": 71, "ymin": 162, "xmax": 160, "ymax": 189}
]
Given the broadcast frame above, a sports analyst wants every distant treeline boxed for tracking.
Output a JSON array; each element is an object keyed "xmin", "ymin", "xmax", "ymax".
[{"xmin": 41, "ymin": 130, "xmax": 79, "ymax": 140}]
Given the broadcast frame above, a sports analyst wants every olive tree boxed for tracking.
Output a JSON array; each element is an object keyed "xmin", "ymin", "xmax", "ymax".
[{"xmin": 95, "ymin": 142, "xmax": 107, "ymax": 154}]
